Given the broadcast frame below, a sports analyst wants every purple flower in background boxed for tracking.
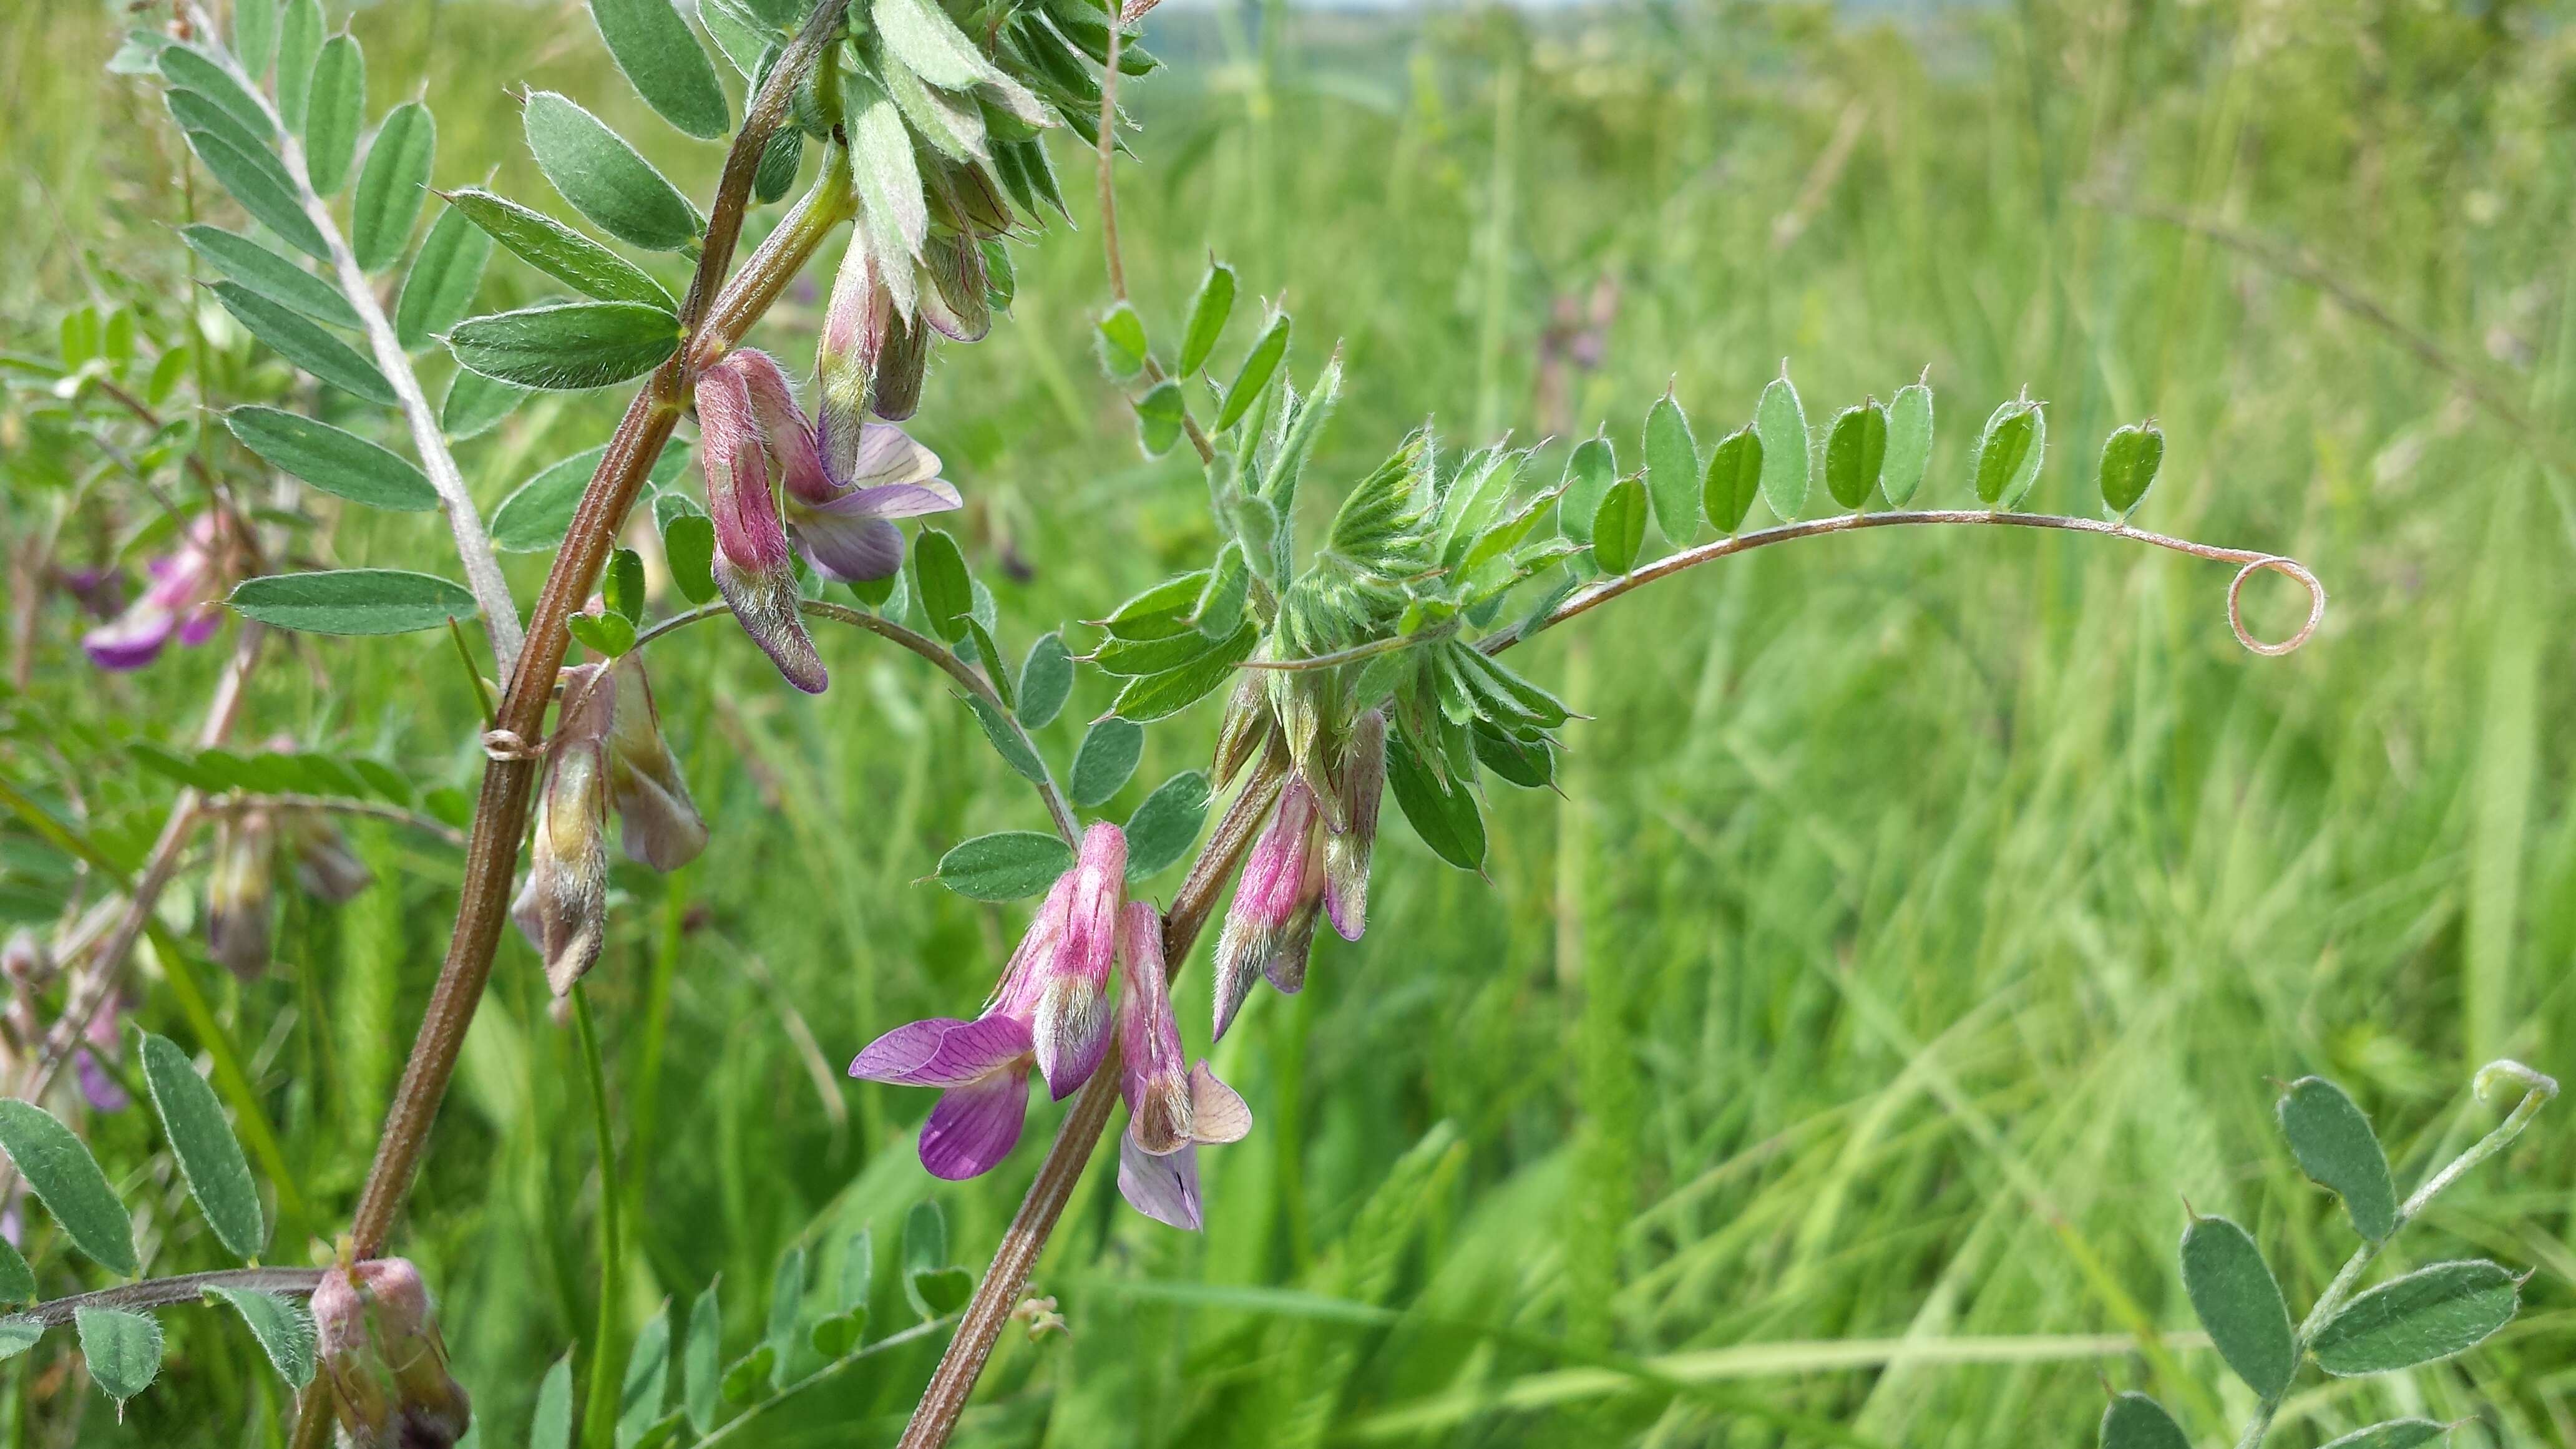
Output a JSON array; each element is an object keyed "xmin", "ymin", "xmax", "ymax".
[
  {"xmin": 849, "ymin": 823, "xmax": 1128, "ymax": 1180},
  {"xmin": 81, "ymin": 513, "xmax": 226, "ymax": 671},
  {"xmin": 732, "ymin": 348, "xmax": 960, "ymax": 586},
  {"xmin": 206, "ymin": 807, "xmax": 278, "ymax": 980},
  {"xmin": 1115, "ymin": 902, "xmax": 1249, "ymax": 1231},
  {"xmin": 72, "ymin": 995, "xmax": 129, "ymax": 1115}
]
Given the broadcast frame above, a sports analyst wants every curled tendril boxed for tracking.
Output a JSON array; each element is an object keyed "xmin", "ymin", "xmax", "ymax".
[{"xmin": 2226, "ymin": 555, "xmax": 2326, "ymax": 656}]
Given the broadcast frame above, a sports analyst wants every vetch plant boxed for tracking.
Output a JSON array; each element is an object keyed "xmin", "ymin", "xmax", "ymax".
[
  {"xmin": 0, "ymin": 0, "xmax": 2421, "ymax": 1443},
  {"xmin": 2105, "ymin": 1062, "xmax": 2555, "ymax": 1449}
]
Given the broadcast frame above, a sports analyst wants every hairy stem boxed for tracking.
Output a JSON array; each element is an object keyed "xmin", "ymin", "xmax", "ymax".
[{"xmin": 23, "ymin": 1268, "xmax": 327, "ymax": 1326}]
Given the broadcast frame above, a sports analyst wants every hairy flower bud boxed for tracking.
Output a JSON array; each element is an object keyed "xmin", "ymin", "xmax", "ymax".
[
  {"xmin": 1031, "ymin": 822, "xmax": 1125, "ymax": 1097},
  {"xmin": 603, "ymin": 654, "xmax": 706, "ymax": 871},
  {"xmin": 698, "ymin": 356, "xmax": 827, "ymax": 693},
  {"xmin": 872, "ymin": 312, "xmax": 930, "ymax": 422},
  {"xmin": 1324, "ymin": 710, "xmax": 1385, "ymax": 941},
  {"xmin": 314, "ymin": 1256, "xmax": 472, "ymax": 1449},
  {"xmin": 1209, "ymin": 675, "xmax": 1278, "ymax": 791},
  {"xmin": 512, "ymin": 670, "xmax": 612, "ymax": 996},
  {"xmin": 915, "ymin": 235, "xmax": 991, "ymax": 344},
  {"xmin": 817, "ymin": 241, "xmax": 891, "ymax": 478},
  {"xmin": 1211, "ymin": 780, "xmax": 1325, "ymax": 1039},
  {"xmin": 206, "ymin": 809, "xmax": 276, "ymax": 980}
]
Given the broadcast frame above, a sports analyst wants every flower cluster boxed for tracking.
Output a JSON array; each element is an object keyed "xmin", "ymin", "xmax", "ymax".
[
  {"xmin": 849, "ymin": 824, "xmax": 1251, "ymax": 1229},
  {"xmin": 80, "ymin": 512, "xmax": 228, "ymax": 671},
  {"xmin": 512, "ymin": 654, "xmax": 706, "ymax": 995},
  {"xmin": 312, "ymin": 1254, "xmax": 472, "ymax": 1448},
  {"xmin": 694, "ymin": 346, "xmax": 961, "ymax": 694},
  {"xmin": 1209, "ymin": 691, "xmax": 1387, "ymax": 1039}
]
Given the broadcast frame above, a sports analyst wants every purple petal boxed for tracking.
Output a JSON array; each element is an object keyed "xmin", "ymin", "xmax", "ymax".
[
  {"xmin": 826, "ymin": 481, "xmax": 963, "ymax": 520},
  {"xmin": 847, "ymin": 426, "xmax": 944, "ymax": 489},
  {"xmin": 1189, "ymin": 1062, "xmax": 1252, "ymax": 1145},
  {"xmin": 82, "ymin": 606, "xmax": 178, "ymax": 670},
  {"xmin": 791, "ymin": 510, "xmax": 906, "ymax": 583},
  {"xmin": 713, "ymin": 557, "xmax": 827, "ymax": 694},
  {"xmin": 851, "ymin": 1015, "xmax": 1032, "ymax": 1086},
  {"xmin": 74, "ymin": 1051, "xmax": 129, "ymax": 1115},
  {"xmin": 919, "ymin": 1066, "xmax": 1030, "ymax": 1179},
  {"xmin": 177, "ymin": 603, "xmax": 224, "ymax": 648},
  {"xmin": 1116, "ymin": 1135, "xmax": 1203, "ymax": 1231}
]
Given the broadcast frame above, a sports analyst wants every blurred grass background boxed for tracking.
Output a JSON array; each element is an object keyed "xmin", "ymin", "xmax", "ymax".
[{"xmin": 5, "ymin": 0, "xmax": 2576, "ymax": 1443}]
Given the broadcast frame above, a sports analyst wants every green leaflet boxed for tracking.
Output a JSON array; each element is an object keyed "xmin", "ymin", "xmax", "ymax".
[
  {"xmin": 0, "ymin": 1102, "xmax": 134, "ymax": 1274},
  {"xmin": 1702, "ymin": 426, "xmax": 1762, "ymax": 533},
  {"xmin": 211, "ymin": 281, "xmax": 397, "ymax": 404},
  {"xmin": 1068, "ymin": 717, "xmax": 1144, "ymax": 806},
  {"xmin": 228, "ymin": 568, "xmax": 479, "ymax": 635},
  {"xmin": 765, "ymin": 1246, "xmax": 806, "ymax": 1388},
  {"xmin": 302, "ymin": 34, "xmax": 364, "ymax": 193},
  {"xmin": 2097, "ymin": 1392, "xmax": 2190, "ymax": 1449},
  {"xmin": 1108, "ymin": 621, "xmax": 1258, "ymax": 723},
  {"xmin": 1558, "ymin": 435, "xmax": 1617, "ymax": 544},
  {"xmin": 1016, "ymin": 633, "xmax": 1073, "ymax": 728},
  {"xmin": 2317, "ymin": 1422, "xmax": 2451, "ymax": 1449},
  {"xmin": 441, "ymin": 188, "xmax": 675, "ymax": 308},
  {"xmin": 2277, "ymin": 1076, "xmax": 2398, "ymax": 1241},
  {"xmin": 683, "ymin": 1286, "xmax": 722, "ymax": 1435},
  {"xmin": 618, "ymin": 1300, "xmax": 673, "ymax": 1445},
  {"xmin": 530, "ymin": 1353, "xmax": 576, "ymax": 1449},
  {"xmin": 936, "ymin": 831, "xmax": 1074, "ymax": 901},
  {"xmin": 1179, "ymin": 261, "xmax": 1236, "ymax": 376},
  {"xmin": 275, "ymin": 0, "xmax": 321, "ymax": 132},
  {"xmin": 1589, "ymin": 475, "xmax": 1646, "ymax": 575},
  {"xmin": 180, "ymin": 225, "xmax": 359, "ymax": 330},
  {"xmin": 235, "ymin": 0, "xmax": 280, "ymax": 79},
  {"xmin": 1096, "ymin": 301, "xmax": 1147, "ymax": 377},
  {"xmin": 2099, "ymin": 421, "xmax": 2165, "ymax": 520},
  {"xmin": 1641, "ymin": 391, "xmax": 1700, "ymax": 544},
  {"xmin": 910, "ymin": 528, "xmax": 974, "ymax": 642},
  {"xmin": 1385, "ymin": 728, "xmax": 1483, "ymax": 871},
  {"xmin": 2179, "ymin": 1213, "xmax": 2296, "ymax": 1400},
  {"xmin": 226, "ymin": 407, "xmax": 437, "ymax": 512},
  {"xmin": 394, "ymin": 204, "xmax": 494, "ymax": 350},
  {"xmin": 74, "ymin": 1308, "xmax": 162, "ymax": 1404},
  {"xmin": 175, "ymin": 117, "xmax": 330, "ymax": 260},
  {"xmin": 1881, "ymin": 380, "xmax": 1934, "ymax": 506},
  {"xmin": 1216, "ymin": 314, "xmax": 1290, "ymax": 434},
  {"xmin": 1972, "ymin": 398, "xmax": 2045, "ymax": 507},
  {"xmin": 590, "ymin": 0, "xmax": 731, "ymax": 139},
  {"xmin": 1823, "ymin": 399, "xmax": 1887, "ymax": 510},
  {"xmin": 441, "ymin": 368, "xmax": 530, "ymax": 440},
  {"xmin": 447, "ymin": 301, "xmax": 680, "ymax": 391},
  {"xmin": 350, "ymin": 100, "xmax": 435, "ymax": 273},
  {"xmin": 1123, "ymin": 771, "xmax": 1210, "ymax": 881},
  {"xmin": 157, "ymin": 45, "xmax": 271, "ymax": 140},
  {"xmin": 1753, "ymin": 373, "xmax": 1809, "ymax": 520},
  {"xmin": 523, "ymin": 90, "xmax": 703, "ymax": 250},
  {"xmin": 203, "ymin": 1287, "xmax": 316, "ymax": 1387},
  {"xmin": 2310, "ymin": 1261, "xmax": 2519, "ymax": 1377},
  {"xmin": 0, "ymin": 1234, "xmax": 30, "ymax": 1306},
  {"xmin": 138, "ymin": 1032, "xmax": 268, "ymax": 1259}
]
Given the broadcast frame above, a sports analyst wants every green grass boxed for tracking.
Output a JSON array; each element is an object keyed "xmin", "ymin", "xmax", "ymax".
[{"xmin": 2, "ymin": 0, "xmax": 2573, "ymax": 1445}]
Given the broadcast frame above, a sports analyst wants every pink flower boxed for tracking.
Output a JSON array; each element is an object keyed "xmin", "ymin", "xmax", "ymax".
[
  {"xmin": 1113, "ymin": 902, "xmax": 1249, "ymax": 1230},
  {"xmin": 849, "ymin": 823, "xmax": 1126, "ymax": 1180},
  {"xmin": 82, "ymin": 514, "xmax": 225, "ymax": 670},
  {"xmin": 1210, "ymin": 710, "xmax": 1388, "ymax": 1040},
  {"xmin": 313, "ymin": 1256, "xmax": 472, "ymax": 1448}
]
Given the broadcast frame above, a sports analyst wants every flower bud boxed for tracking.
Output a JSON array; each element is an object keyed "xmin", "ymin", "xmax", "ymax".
[
  {"xmin": 512, "ymin": 669, "xmax": 612, "ymax": 995},
  {"xmin": 817, "ymin": 241, "xmax": 890, "ymax": 479},
  {"xmin": 603, "ymin": 654, "xmax": 706, "ymax": 871},
  {"xmin": 206, "ymin": 809, "xmax": 277, "ymax": 980},
  {"xmin": 915, "ymin": 235, "xmax": 991, "ymax": 344},
  {"xmin": 1212, "ymin": 780, "xmax": 1325, "ymax": 1039},
  {"xmin": 313, "ymin": 1256, "xmax": 472, "ymax": 1449},
  {"xmin": 698, "ymin": 357, "xmax": 827, "ymax": 694},
  {"xmin": 286, "ymin": 815, "xmax": 376, "ymax": 905},
  {"xmin": 1116, "ymin": 902, "xmax": 1250, "ymax": 1159},
  {"xmin": 1208, "ymin": 675, "xmax": 1277, "ymax": 791},
  {"xmin": 872, "ymin": 313, "xmax": 930, "ymax": 422},
  {"xmin": 1324, "ymin": 710, "xmax": 1385, "ymax": 942}
]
